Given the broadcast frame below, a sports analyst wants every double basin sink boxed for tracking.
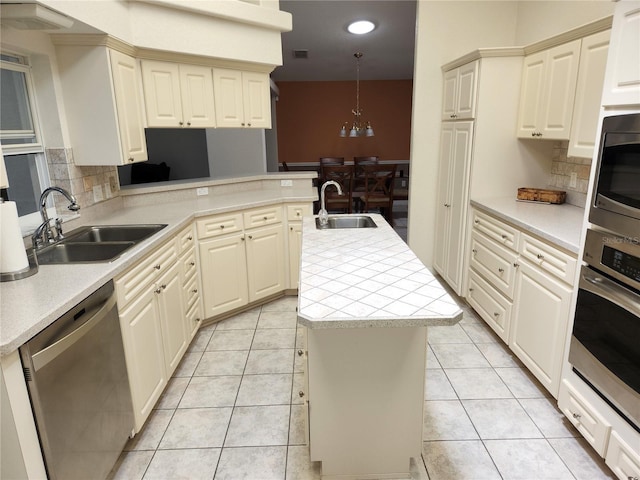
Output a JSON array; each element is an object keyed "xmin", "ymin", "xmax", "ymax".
[{"xmin": 35, "ymin": 224, "xmax": 167, "ymax": 264}]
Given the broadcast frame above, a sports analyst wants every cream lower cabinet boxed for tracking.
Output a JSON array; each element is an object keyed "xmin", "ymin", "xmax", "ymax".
[
  {"xmin": 286, "ymin": 204, "xmax": 312, "ymax": 289},
  {"xmin": 467, "ymin": 209, "xmax": 576, "ymax": 398},
  {"xmin": 198, "ymin": 206, "xmax": 285, "ymax": 319},
  {"xmin": 116, "ymin": 237, "xmax": 188, "ymax": 432},
  {"xmin": 177, "ymin": 223, "xmax": 202, "ymax": 339}
]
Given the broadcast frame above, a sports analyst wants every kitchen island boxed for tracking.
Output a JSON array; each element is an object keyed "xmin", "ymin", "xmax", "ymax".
[{"xmin": 297, "ymin": 214, "xmax": 462, "ymax": 479}]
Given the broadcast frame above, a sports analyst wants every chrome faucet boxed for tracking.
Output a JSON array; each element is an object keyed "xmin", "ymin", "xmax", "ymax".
[
  {"xmin": 318, "ymin": 180, "xmax": 344, "ymax": 228},
  {"xmin": 32, "ymin": 186, "xmax": 80, "ymax": 248}
]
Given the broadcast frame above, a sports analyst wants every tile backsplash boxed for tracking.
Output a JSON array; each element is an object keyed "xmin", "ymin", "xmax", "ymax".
[
  {"xmin": 46, "ymin": 148, "xmax": 119, "ymax": 212},
  {"xmin": 548, "ymin": 141, "xmax": 592, "ymax": 208}
]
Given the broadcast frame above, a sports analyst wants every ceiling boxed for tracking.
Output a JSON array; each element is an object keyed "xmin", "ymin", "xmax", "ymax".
[{"xmin": 271, "ymin": 0, "xmax": 417, "ymax": 82}]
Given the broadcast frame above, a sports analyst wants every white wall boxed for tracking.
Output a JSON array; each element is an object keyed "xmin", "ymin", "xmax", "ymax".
[{"xmin": 408, "ymin": 0, "xmax": 616, "ymax": 268}]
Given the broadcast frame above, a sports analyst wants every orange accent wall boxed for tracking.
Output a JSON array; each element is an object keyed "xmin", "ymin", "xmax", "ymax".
[{"xmin": 275, "ymin": 80, "xmax": 412, "ymax": 164}]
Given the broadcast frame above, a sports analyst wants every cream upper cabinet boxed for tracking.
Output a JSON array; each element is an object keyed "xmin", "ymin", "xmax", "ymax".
[
  {"xmin": 568, "ymin": 30, "xmax": 610, "ymax": 158},
  {"xmin": 517, "ymin": 40, "xmax": 581, "ymax": 140},
  {"xmin": 441, "ymin": 61, "xmax": 478, "ymax": 120},
  {"xmin": 55, "ymin": 46, "xmax": 147, "ymax": 166},
  {"xmin": 433, "ymin": 121, "xmax": 473, "ymax": 295},
  {"xmin": 141, "ymin": 60, "xmax": 216, "ymax": 128},
  {"xmin": 213, "ymin": 68, "xmax": 271, "ymax": 128},
  {"xmin": 601, "ymin": 1, "xmax": 640, "ymax": 106}
]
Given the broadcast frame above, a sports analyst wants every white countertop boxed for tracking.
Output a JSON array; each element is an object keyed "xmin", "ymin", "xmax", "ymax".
[
  {"xmin": 297, "ymin": 214, "xmax": 463, "ymax": 329},
  {"xmin": 470, "ymin": 197, "xmax": 585, "ymax": 254},
  {"xmin": 0, "ymin": 186, "xmax": 316, "ymax": 356}
]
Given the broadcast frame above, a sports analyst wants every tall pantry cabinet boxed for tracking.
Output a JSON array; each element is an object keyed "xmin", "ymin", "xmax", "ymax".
[{"xmin": 434, "ymin": 50, "xmax": 544, "ymax": 296}]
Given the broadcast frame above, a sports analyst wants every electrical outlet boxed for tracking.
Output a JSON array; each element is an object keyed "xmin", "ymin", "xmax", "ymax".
[
  {"xmin": 569, "ymin": 172, "xmax": 578, "ymax": 188},
  {"xmin": 196, "ymin": 187, "xmax": 209, "ymax": 196},
  {"xmin": 280, "ymin": 179, "xmax": 293, "ymax": 187},
  {"xmin": 93, "ymin": 185, "xmax": 104, "ymax": 202}
]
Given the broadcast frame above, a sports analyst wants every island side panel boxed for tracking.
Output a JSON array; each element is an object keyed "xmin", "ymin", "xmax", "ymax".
[{"xmin": 307, "ymin": 326, "xmax": 427, "ymax": 478}]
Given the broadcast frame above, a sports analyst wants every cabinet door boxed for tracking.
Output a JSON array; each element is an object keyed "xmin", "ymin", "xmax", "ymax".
[
  {"xmin": 539, "ymin": 40, "xmax": 581, "ymax": 140},
  {"xmin": 179, "ymin": 64, "xmax": 216, "ymax": 128},
  {"xmin": 242, "ymin": 72, "xmax": 271, "ymax": 128},
  {"xmin": 441, "ymin": 68, "xmax": 458, "ymax": 120},
  {"xmin": 433, "ymin": 124, "xmax": 455, "ymax": 278},
  {"xmin": 601, "ymin": 1, "xmax": 640, "ymax": 106},
  {"xmin": 141, "ymin": 60, "xmax": 183, "ymax": 127},
  {"xmin": 156, "ymin": 263, "xmax": 187, "ymax": 377},
  {"xmin": 605, "ymin": 431, "xmax": 640, "ymax": 480},
  {"xmin": 455, "ymin": 61, "xmax": 478, "ymax": 120},
  {"xmin": 199, "ymin": 233, "xmax": 248, "ymax": 317},
  {"xmin": 246, "ymin": 224, "xmax": 285, "ymax": 302},
  {"xmin": 517, "ymin": 50, "xmax": 547, "ymax": 138},
  {"xmin": 118, "ymin": 287, "xmax": 166, "ymax": 432},
  {"xmin": 109, "ymin": 50, "xmax": 148, "ymax": 164},
  {"xmin": 288, "ymin": 223, "xmax": 302, "ymax": 289},
  {"xmin": 510, "ymin": 260, "xmax": 572, "ymax": 398},
  {"xmin": 568, "ymin": 30, "xmax": 610, "ymax": 159},
  {"xmin": 213, "ymin": 68, "xmax": 245, "ymax": 127}
]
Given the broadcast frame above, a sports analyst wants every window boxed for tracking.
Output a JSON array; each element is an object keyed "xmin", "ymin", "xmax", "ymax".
[{"xmin": 1, "ymin": 52, "xmax": 51, "ymax": 231}]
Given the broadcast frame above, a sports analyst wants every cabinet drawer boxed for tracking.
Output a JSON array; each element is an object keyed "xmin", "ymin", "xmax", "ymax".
[
  {"xmin": 467, "ymin": 269, "xmax": 512, "ymax": 343},
  {"xmin": 558, "ymin": 379, "xmax": 611, "ymax": 455},
  {"xmin": 472, "ymin": 210, "xmax": 519, "ymax": 250},
  {"xmin": 196, "ymin": 212, "xmax": 243, "ymax": 239},
  {"xmin": 470, "ymin": 231, "xmax": 518, "ymax": 299},
  {"xmin": 519, "ymin": 233, "xmax": 577, "ymax": 284},
  {"xmin": 184, "ymin": 274, "xmax": 200, "ymax": 311},
  {"xmin": 180, "ymin": 247, "xmax": 197, "ymax": 284},
  {"xmin": 243, "ymin": 206, "xmax": 282, "ymax": 229},
  {"xmin": 605, "ymin": 431, "xmax": 640, "ymax": 480},
  {"xmin": 186, "ymin": 300, "xmax": 202, "ymax": 339},
  {"xmin": 116, "ymin": 238, "xmax": 177, "ymax": 307},
  {"xmin": 287, "ymin": 204, "xmax": 312, "ymax": 222},
  {"xmin": 177, "ymin": 223, "xmax": 196, "ymax": 255}
]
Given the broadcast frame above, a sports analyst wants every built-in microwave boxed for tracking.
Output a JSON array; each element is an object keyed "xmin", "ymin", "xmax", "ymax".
[{"xmin": 589, "ymin": 113, "xmax": 640, "ymax": 239}]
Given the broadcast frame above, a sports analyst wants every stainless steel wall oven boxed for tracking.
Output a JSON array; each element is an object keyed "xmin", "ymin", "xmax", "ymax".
[
  {"xmin": 589, "ymin": 113, "xmax": 640, "ymax": 239},
  {"xmin": 569, "ymin": 228, "xmax": 640, "ymax": 432}
]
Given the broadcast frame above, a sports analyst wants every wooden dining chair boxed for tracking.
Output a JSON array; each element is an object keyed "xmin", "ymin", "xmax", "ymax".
[
  {"xmin": 353, "ymin": 156, "xmax": 379, "ymax": 166},
  {"xmin": 360, "ymin": 164, "xmax": 397, "ymax": 222},
  {"xmin": 320, "ymin": 157, "xmax": 345, "ymax": 165},
  {"xmin": 320, "ymin": 164, "xmax": 354, "ymax": 213},
  {"xmin": 352, "ymin": 156, "xmax": 380, "ymax": 210}
]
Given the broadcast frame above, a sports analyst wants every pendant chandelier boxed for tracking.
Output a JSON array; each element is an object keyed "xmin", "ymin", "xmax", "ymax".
[{"xmin": 339, "ymin": 52, "xmax": 375, "ymax": 138}]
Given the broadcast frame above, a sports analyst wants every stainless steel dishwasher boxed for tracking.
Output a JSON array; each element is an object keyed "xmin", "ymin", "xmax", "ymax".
[{"xmin": 19, "ymin": 280, "xmax": 134, "ymax": 480}]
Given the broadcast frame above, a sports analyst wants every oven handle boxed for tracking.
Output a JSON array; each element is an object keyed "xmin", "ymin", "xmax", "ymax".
[{"xmin": 580, "ymin": 266, "xmax": 640, "ymax": 318}]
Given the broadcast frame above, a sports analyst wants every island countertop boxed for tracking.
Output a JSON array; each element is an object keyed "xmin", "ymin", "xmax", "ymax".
[{"xmin": 297, "ymin": 214, "xmax": 463, "ymax": 328}]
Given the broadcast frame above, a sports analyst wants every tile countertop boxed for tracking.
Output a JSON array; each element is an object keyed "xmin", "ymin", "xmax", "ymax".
[
  {"xmin": 0, "ymin": 186, "xmax": 316, "ymax": 356},
  {"xmin": 297, "ymin": 214, "xmax": 463, "ymax": 329},
  {"xmin": 470, "ymin": 197, "xmax": 586, "ymax": 254}
]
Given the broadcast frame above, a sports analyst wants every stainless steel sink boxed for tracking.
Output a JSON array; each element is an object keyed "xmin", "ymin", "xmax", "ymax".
[
  {"xmin": 35, "ymin": 224, "xmax": 167, "ymax": 264},
  {"xmin": 316, "ymin": 215, "xmax": 377, "ymax": 229},
  {"xmin": 35, "ymin": 242, "xmax": 136, "ymax": 264},
  {"xmin": 67, "ymin": 224, "xmax": 167, "ymax": 243}
]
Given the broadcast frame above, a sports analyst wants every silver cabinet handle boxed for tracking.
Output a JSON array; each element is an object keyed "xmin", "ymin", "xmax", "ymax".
[
  {"xmin": 128, "ymin": 157, "xmax": 134, "ymax": 163},
  {"xmin": 220, "ymin": 224, "xmax": 225, "ymax": 229},
  {"xmin": 494, "ymin": 312, "xmax": 500, "ymax": 317},
  {"xmin": 297, "ymin": 349, "xmax": 304, "ymax": 356},
  {"xmin": 190, "ymin": 261, "xmax": 195, "ymax": 266},
  {"xmin": 498, "ymin": 268, "xmax": 504, "ymax": 273},
  {"xmin": 248, "ymin": 235, "xmax": 253, "ymax": 240},
  {"xmin": 188, "ymin": 235, "xmax": 193, "ymax": 241},
  {"xmin": 571, "ymin": 412, "xmax": 581, "ymax": 420},
  {"xmin": 299, "ymin": 391, "xmax": 305, "ymax": 398},
  {"xmin": 513, "ymin": 263, "xmax": 520, "ymax": 268},
  {"xmin": 474, "ymin": 219, "xmax": 479, "ymax": 224},
  {"xmin": 161, "ymin": 284, "xmax": 167, "ymax": 290},
  {"xmin": 263, "ymin": 216, "xmax": 268, "ymax": 220},
  {"xmin": 501, "ymin": 234, "xmax": 507, "ymax": 240},
  {"xmin": 472, "ymin": 249, "xmax": 477, "ymax": 254},
  {"xmin": 444, "ymin": 203, "xmax": 451, "ymax": 207},
  {"xmin": 192, "ymin": 289, "xmax": 198, "ymax": 294},
  {"xmin": 469, "ymin": 287, "xmax": 474, "ymax": 292},
  {"xmin": 154, "ymin": 264, "xmax": 161, "ymax": 270},
  {"xmin": 537, "ymin": 254, "xmax": 544, "ymax": 260},
  {"xmin": 155, "ymin": 287, "xmax": 163, "ymax": 294},
  {"xmin": 187, "ymin": 122, "xmax": 191, "ymax": 126}
]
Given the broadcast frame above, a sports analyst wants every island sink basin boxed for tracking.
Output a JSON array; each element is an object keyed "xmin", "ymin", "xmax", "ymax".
[
  {"xmin": 316, "ymin": 215, "xmax": 377, "ymax": 229},
  {"xmin": 35, "ymin": 224, "xmax": 167, "ymax": 264}
]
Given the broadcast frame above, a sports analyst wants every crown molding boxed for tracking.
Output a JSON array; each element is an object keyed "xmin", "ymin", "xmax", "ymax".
[
  {"xmin": 523, "ymin": 16, "xmax": 613, "ymax": 55},
  {"xmin": 442, "ymin": 47, "xmax": 525, "ymax": 71}
]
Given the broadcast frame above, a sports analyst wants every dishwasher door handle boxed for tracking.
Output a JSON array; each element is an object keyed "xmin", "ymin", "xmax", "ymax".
[{"xmin": 31, "ymin": 293, "xmax": 118, "ymax": 372}]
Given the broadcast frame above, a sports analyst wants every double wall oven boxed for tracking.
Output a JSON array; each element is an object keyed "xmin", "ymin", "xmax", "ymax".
[{"xmin": 569, "ymin": 113, "xmax": 640, "ymax": 433}]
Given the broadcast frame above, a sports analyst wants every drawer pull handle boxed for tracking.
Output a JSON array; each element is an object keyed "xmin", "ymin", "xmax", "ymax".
[
  {"xmin": 241, "ymin": 236, "xmax": 245, "ymax": 241},
  {"xmin": 154, "ymin": 264, "xmax": 161, "ymax": 270},
  {"xmin": 299, "ymin": 390, "xmax": 305, "ymax": 398},
  {"xmin": 263, "ymin": 216, "xmax": 268, "ymax": 220},
  {"xmin": 537, "ymin": 254, "xmax": 544, "ymax": 260},
  {"xmin": 188, "ymin": 235, "xmax": 193, "ymax": 241},
  {"xmin": 196, "ymin": 318, "xmax": 201, "ymax": 322},
  {"xmin": 161, "ymin": 284, "xmax": 167, "ymax": 290},
  {"xmin": 501, "ymin": 234, "xmax": 507, "ymax": 240},
  {"xmin": 469, "ymin": 287, "xmax": 474, "ymax": 292},
  {"xmin": 472, "ymin": 249, "xmax": 478, "ymax": 254},
  {"xmin": 498, "ymin": 268, "xmax": 504, "ymax": 273},
  {"xmin": 444, "ymin": 203, "xmax": 451, "ymax": 208},
  {"xmin": 513, "ymin": 263, "xmax": 520, "ymax": 268},
  {"xmin": 297, "ymin": 349, "xmax": 304, "ymax": 356},
  {"xmin": 474, "ymin": 219, "xmax": 479, "ymax": 224},
  {"xmin": 571, "ymin": 412, "xmax": 581, "ymax": 420},
  {"xmin": 220, "ymin": 225, "xmax": 225, "ymax": 229},
  {"xmin": 155, "ymin": 287, "xmax": 163, "ymax": 294},
  {"xmin": 192, "ymin": 289, "xmax": 198, "ymax": 294},
  {"xmin": 494, "ymin": 312, "xmax": 500, "ymax": 317},
  {"xmin": 297, "ymin": 212, "xmax": 301, "ymax": 216},
  {"xmin": 248, "ymin": 235, "xmax": 253, "ymax": 240},
  {"xmin": 190, "ymin": 261, "xmax": 195, "ymax": 266}
]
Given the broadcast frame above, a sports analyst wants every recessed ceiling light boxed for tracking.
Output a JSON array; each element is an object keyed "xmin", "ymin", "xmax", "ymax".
[{"xmin": 347, "ymin": 20, "xmax": 375, "ymax": 35}]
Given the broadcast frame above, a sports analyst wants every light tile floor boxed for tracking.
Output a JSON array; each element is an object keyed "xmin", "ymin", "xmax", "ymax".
[{"xmin": 110, "ymin": 294, "xmax": 615, "ymax": 480}]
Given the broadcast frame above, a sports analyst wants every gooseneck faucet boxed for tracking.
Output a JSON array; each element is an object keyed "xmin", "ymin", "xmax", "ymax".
[
  {"xmin": 318, "ymin": 180, "xmax": 344, "ymax": 228},
  {"xmin": 32, "ymin": 186, "xmax": 80, "ymax": 248}
]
